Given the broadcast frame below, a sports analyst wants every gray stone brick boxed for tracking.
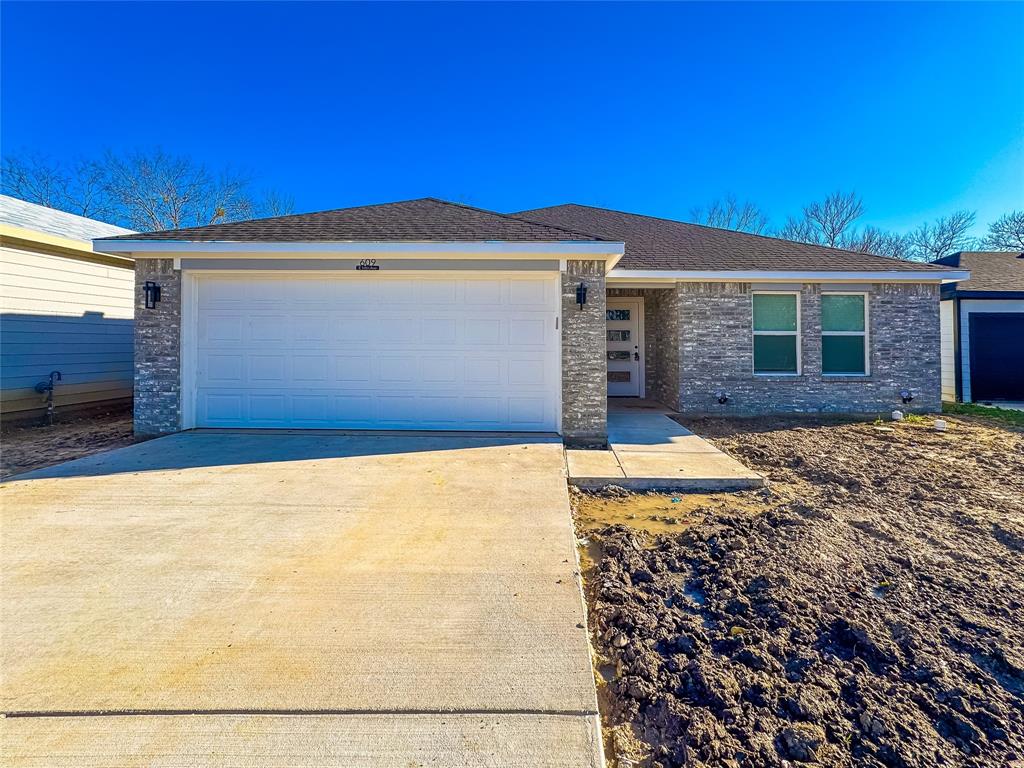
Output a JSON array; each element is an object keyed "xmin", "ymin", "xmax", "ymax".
[
  {"xmin": 675, "ymin": 281, "xmax": 941, "ymax": 415},
  {"xmin": 133, "ymin": 259, "xmax": 181, "ymax": 435},
  {"xmin": 562, "ymin": 261, "xmax": 607, "ymax": 445}
]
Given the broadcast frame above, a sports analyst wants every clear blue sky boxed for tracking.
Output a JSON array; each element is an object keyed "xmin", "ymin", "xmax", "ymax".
[{"xmin": 2, "ymin": 1, "xmax": 1022, "ymax": 235}]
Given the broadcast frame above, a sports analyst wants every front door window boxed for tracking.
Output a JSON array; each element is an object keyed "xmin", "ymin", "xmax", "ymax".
[{"xmin": 606, "ymin": 299, "xmax": 641, "ymax": 396}]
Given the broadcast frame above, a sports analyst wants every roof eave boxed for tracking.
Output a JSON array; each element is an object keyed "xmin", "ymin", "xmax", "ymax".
[
  {"xmin": 607, "ymin": 268, "xmax": 970, "ymax": 283},
  {"xmin": 93, "ymin": 239, "xmax": 626, "ymax": 260}
]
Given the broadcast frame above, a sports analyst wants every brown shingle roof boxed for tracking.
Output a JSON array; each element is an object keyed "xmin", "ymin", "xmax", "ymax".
[
  {"xmin": 932, "ymin": 251, "xmax": 1024, "ymax": 294},
  {"xmin": 99, "ymin": 198, "xmax": 607, "ymax": 243},
  {"xmin": 514, "ymin": 203, "xmax": 948, "ymax": 272}
]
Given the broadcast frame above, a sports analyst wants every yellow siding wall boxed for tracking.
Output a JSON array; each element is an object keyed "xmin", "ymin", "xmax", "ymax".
[{"xmin": 1, "ymin": 245, "xmax": 134, "ymax": 414}]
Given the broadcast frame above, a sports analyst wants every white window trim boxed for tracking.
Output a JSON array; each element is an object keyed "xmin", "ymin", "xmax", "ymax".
[
  {"xmin": 752, "ymin": 291, "xmax": 802, "ymax": 376},
  {"xmin": 821, "ymin": 291, "xmax": 870, "ymax": 376}
]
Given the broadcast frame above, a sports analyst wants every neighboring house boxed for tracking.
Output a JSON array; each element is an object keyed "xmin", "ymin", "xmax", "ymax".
[
  {"xmin": 931, "ymin": 251, "xmax": 1024, "ymax": 404},
  {"xmin": 92, "ymin": 198, "xmax": 967, "ymax": 444},
  {"xmin": 0, "ymin": 195, "xmax": 135, "ymax": 417}
]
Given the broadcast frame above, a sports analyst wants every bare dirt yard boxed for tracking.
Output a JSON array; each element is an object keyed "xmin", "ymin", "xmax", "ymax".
[
  {"xmin": 0, "ymin": 404, "xmax": 137, "ymax": 479},
  {"xmin": 574, "ymin": 413, "xmax": 1024, "ymax": 768}
]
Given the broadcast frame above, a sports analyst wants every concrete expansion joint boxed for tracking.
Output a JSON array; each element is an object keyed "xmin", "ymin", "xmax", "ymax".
[{"xmin": 4, "ymin": 707, "xmax": 602, "ymax": 719}]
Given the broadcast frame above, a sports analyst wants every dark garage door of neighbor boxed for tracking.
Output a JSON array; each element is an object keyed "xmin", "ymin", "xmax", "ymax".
[{"xmin": 968, "ymin": 312, "xmax": 1024, "ymax": 402}]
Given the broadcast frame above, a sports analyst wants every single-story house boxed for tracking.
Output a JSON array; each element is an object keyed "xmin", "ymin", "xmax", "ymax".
[
  {"xmin": 93, "ymin": 198, "xmax": 967, "ymax": 445},
  {"xmin": 932, "ymin": 250, "xmax": 1023, "ymax": 404},
  {"xmin": 0, "ymin": 195, "xmax": 135, "ymax": 418}
]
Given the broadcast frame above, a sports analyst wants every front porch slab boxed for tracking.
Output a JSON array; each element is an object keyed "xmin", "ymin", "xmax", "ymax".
[{"xmin": 566, "ymin": 399, "xmax": 765, "ymax": 491}]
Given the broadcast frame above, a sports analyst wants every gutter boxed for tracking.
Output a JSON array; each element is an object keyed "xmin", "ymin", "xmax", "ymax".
[
  {"xmin": 606, "ymin": 268, "xmax": 970, "ymax": 283},
  {"xmin": 92, "ymin": 239, "xmax": 626, "ymax": 259}
]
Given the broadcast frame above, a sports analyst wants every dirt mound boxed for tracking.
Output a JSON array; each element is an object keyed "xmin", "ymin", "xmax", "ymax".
[{"xmin": 582, "ymin": 416, "xmax": 1024, "ymax": 767}]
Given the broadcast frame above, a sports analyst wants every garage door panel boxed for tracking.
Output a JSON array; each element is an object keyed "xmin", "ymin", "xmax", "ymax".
[
  {"xmin": 292, "ymin": 315, "xmax": 329, "ymax": 343},
  {"xmin": 334, "ymin": 317, "xmax": 373, "ymax": 343},
  {"xmin": 464, "ymin": 318, "xmax": 502, "ymax": 345},
  {"xmin": 463, "ymin": 279, "xmax": 502, "ymax": 305},
  {"xmin": 464, "ymin": 358, "xmax": 501, "ymax": 385},
  {"xmin": 509, "ymin": 279, "xmax": 551, "ymax": 307},
  {"xmin": 510, "ymin": 397, "xmax": 547, "ymax": 426},
  {"xmin": 421, "ymin": 357, "xmax": 459, "ymax": 383},
  {"xmin": 335, "ymin": 355, "xmax": 373, "ymax": 383},
  {"xmin": 509, "ymin": 359, "xmax": 546, "ymax": 386},
  {"xmin": 250, "ymin": 394, "xmax": 286, "ymax": 421},
  {"xmin": 204, "ymin": 393, "xmax": 244, "ymax": 422},
  {"xmin": 292, "ymin": 394, "xmax": 330, "ymax": 422},
  {"xmin": 422, "ymin": 318, "xmax": 458, "ymax": 344},
  {"xmin": 191, "ymin": 274, "xmax": 558, "ymax": 431},
  {"xmin": 205, "ymin": 354, "xmax": 244, "ymax": 383},
  {"xmin": 510, "ymin": 318, "xmax": 547, "ymax": 345},
  {"xmin": 292, "ymin": 355, "xmax": 330, "ymax": 382},
  {"xmin": 421, "ymin": 279, "xmax": 459, "ymax": 304},
  {"xmin": 201, "ymin": 314, "xmax": 243, "ymax": 343},
  {"xmin": 249, "ymin": 355, "xmax": 286, "ymax": 383}
]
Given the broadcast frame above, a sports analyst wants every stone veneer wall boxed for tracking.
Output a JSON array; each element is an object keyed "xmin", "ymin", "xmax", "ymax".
[
  {"xmin": 562, "ymin": 260, "xmax": 607, "ymax": 445},
  {"xmin": 134, "ymin": 259, "xmax": 181, "ymax": 435},
  {"xmin": 677, "ymin": 281, "xmax": 941, "ymax": 415}
]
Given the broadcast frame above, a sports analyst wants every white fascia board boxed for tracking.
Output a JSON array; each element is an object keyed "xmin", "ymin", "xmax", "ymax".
[
  {"xmin": 607, "ymin": 269, "xmax": 970, "ymax": 283},
  {"xmin": 93, "ymin": 239, "xmax": 625, "ymax": 258}
]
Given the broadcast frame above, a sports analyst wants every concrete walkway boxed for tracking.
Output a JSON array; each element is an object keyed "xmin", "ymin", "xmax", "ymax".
[
  {"xmin": 566, "ymin": 399, "xmax": 764, "ymax": 491},
  {"xmin": 1, "ymin": 433, "xmax": 602, "ymax": 767}
]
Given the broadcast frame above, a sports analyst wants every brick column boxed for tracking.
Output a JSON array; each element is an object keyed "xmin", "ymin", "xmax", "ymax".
[
  {"xmin": 561, "ymin": 260, "xmax": 607, "ymax": 446},
  {"xmin": 134, "ymin": 258, "xmax": 181, "ymax": 435}
]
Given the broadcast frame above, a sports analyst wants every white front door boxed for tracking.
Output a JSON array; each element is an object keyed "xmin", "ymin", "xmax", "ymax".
[
  {"xmin": 186, "ymin": 273, "xmax": 561, "ymax": 431},
  {"xmin": 606, "ymin": 298, "xmax": 642, "ymax": 397}
]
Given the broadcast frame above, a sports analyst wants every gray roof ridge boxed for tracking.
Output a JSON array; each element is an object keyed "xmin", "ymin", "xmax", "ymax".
[
  {"xmin": 97, "ymin": 197, "xmax": 446, "ymax": 241},
  {"xmin": 428, "ymin": 198, "xmax": 613, "ymax": 242},
  {"xmin": 98, "ymin": 196, "xmax": 611, "ymax": 242}
]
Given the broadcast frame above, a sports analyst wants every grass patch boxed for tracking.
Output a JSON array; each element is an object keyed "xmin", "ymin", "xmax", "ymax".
[{"xmin": 942, "ymin": 401, "xmax": 1024, "ymax": 429}]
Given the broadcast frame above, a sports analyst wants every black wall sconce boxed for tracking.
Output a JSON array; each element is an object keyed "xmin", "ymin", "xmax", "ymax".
[
  {"xmin": 576, "ymin": 282, "xmax": 587, "ymax": 310},
  {"xmin": 143, "ymin": 281, "xmax": 162, "ymax": 309}
]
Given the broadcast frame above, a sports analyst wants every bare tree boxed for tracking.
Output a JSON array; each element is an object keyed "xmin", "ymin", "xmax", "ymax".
[
  {"xmin": 259, "ymin": 189, "xmax": 297, "ymax": 218},
  {"xmin": 840, "ymin": 225, "xmax": 911, "ymax": 260},
  {"xmin": 983, "ymin": 210, "xmax": 1024, "ymax": 250},
  {"xmin": 102, "ymin": 150, "xmax": 256, "ymax": 231},
  {"xmin": 906, "ymin": 210, "xmax": 977, "ymax": 261},
  {"xmin": 775, "ymin": 191, "xmax": 865, "ymax": 248},
  {"xmin": 804, "ymin": 191, "xmax": 864, "ymax": 247},
  {"xmin": 2, "ymin": 154, "xmax": 73, "ymax": 211},
  {"xmin": 2, "ymin": 149, "xmax": 289, "ymax": 230},
  {"xmin": 690, "ymin": 194, "xmax": 769, "ymax": 234},
  {"xmin": 776, "ymin": 215, "xmax": 823, "ymax": 245}
]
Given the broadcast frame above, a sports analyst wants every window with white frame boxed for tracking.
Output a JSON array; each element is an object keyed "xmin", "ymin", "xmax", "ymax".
[
  {"xmin": 821, "ymin": 293, "xmax": 868, "ymax": 375},
  {"xmin": 752, "ymin": 292, "xmax": 800, "ymax": 374}
]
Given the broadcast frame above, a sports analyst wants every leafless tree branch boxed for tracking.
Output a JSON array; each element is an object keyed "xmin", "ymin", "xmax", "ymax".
[
  {"xmin": 690, "ymin": 194, "xmax": 769, "ymax": 234},
  {"xmin": 906, "ymin": 210, "xmax": 977, "ymax": 261},
  {"xmin": 983, "ymin": 210, "xmax": 1024, "ymax": 250}
]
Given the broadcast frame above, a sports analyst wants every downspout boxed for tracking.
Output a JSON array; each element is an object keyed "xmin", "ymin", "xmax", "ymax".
[{"xmin": 952, "ymin": 295, "xmax": 963, "ymax": 402}]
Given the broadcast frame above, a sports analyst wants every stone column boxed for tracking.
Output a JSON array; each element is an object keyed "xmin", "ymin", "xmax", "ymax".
[
  {"xmin": 561, "ymin": 260, "xmax": 607, "ymax": 446},
  {"xmin": 134, "ymin": 258, "xmax": 181, "ymax": 435}
]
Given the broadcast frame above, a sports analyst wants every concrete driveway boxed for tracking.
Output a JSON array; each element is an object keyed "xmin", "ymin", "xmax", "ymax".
[{"xmin": 1, "ymin": 433, "xmax": 601, "ymax": 766}]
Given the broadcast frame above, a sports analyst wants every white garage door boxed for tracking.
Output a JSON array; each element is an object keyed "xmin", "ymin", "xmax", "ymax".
[{"xmin": 188, "ymin": 273, "xmax": 560, "ymax": 431}]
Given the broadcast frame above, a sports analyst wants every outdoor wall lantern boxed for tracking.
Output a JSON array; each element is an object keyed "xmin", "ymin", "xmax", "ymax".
[
  {"xmin": 716, "ymin": 390, "xmax": 731, "ymax": 405},
  {"xmin": 143, "ymin": 281, "xmax": 162, "ymax": 309},
  {"xmin": 576, "ymin": 281, "xmax": 587, "ymax": 310},
  {"xmin": 900, "ymin": 389, "xmax": 915, "ymax": 404}
]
